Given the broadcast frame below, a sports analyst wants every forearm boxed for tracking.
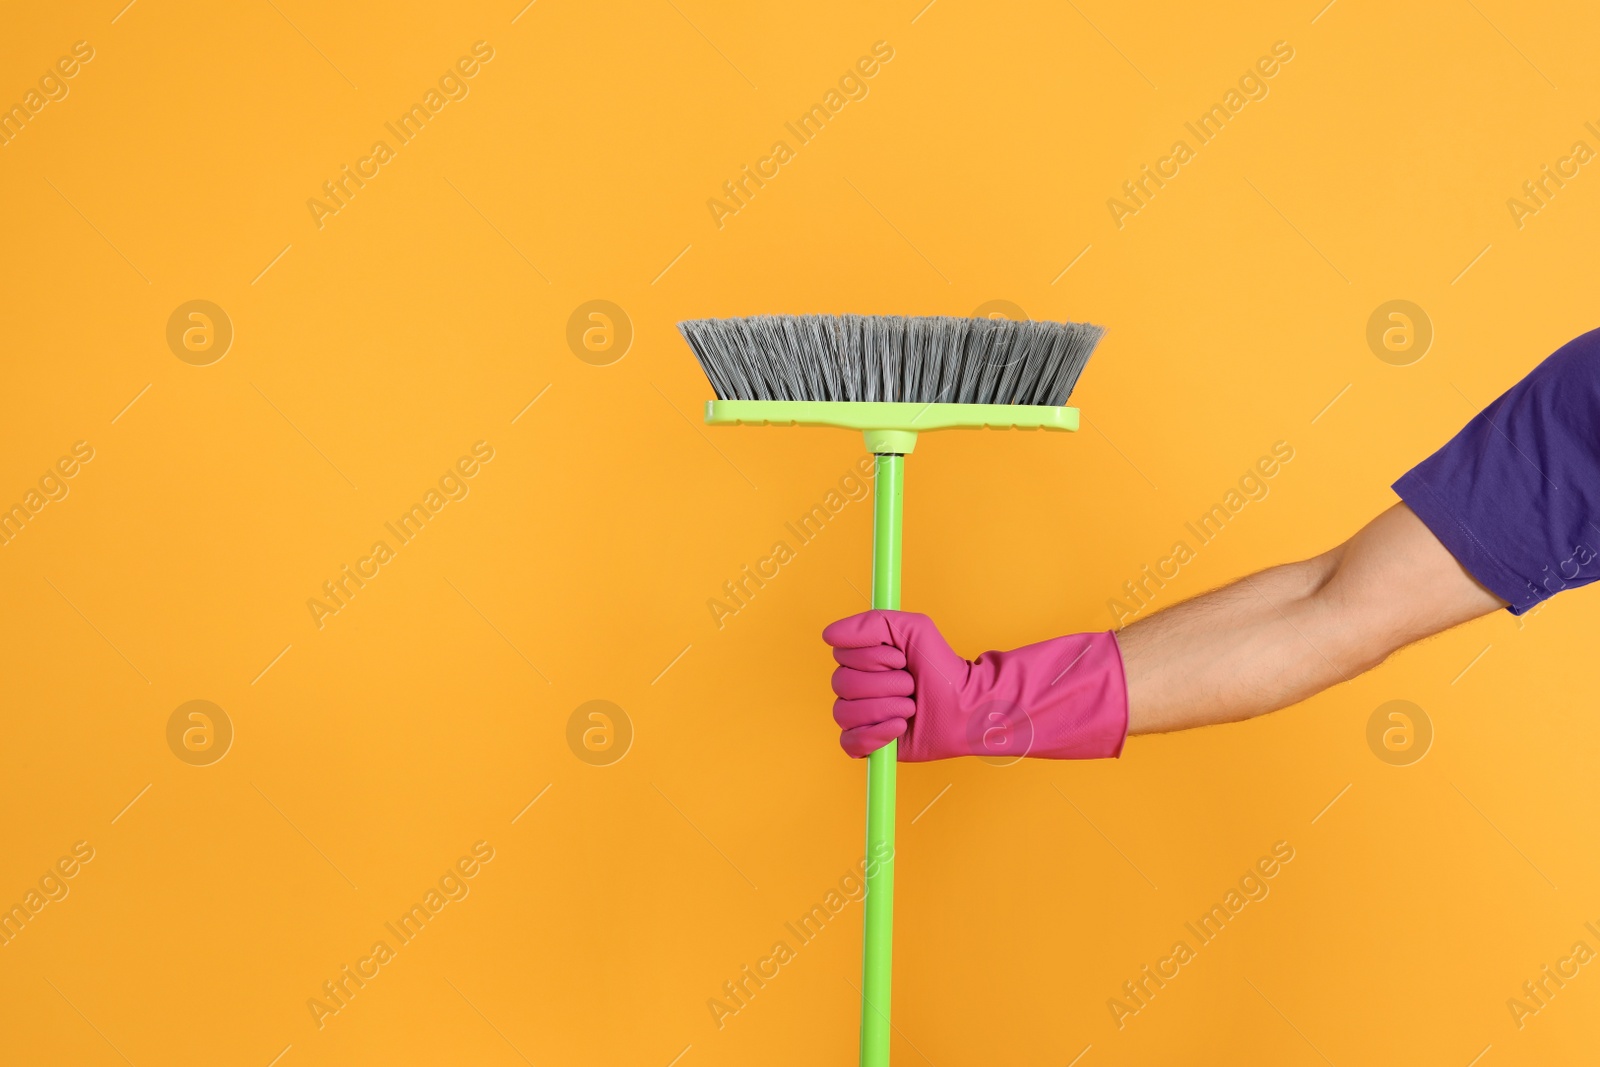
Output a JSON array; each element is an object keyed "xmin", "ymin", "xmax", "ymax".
[
  {"xmin": 1116, "ymin": 504, "xmax": 1505, "ymax": 735},
  {"xmin": 1118, "ymin": 555, "xmax": 1362, "ymax": 733}
]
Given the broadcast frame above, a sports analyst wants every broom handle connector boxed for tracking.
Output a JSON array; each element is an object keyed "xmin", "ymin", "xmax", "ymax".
[
  {"xmin": 860, "ymin": 452, "xmax": 903, "ymax": 1067},
  {"xmin": 864, "ymin": 428, "xmax": 918, "ymax": 454}
]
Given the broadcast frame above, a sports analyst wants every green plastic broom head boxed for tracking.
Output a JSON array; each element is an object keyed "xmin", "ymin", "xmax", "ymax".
[{"xmin": 678, "ymin": 314, "xmax": 1105, "ymax": 453}]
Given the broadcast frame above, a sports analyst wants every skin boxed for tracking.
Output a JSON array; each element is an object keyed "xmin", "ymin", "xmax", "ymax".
[{"xmin": 1119, "ymin": 502, "xmax": 1506, "ymax": 735}]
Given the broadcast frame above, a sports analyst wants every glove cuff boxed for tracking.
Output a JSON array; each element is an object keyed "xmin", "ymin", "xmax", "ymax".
[{"xmin": 971, "ymin": 630, "xmax": 1129, "ymax": 760}]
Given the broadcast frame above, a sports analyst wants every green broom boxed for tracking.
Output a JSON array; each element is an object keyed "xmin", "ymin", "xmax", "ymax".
[{"xmin": 678, "ymin": 313, "xmax": 1105, "ymax": 1067}]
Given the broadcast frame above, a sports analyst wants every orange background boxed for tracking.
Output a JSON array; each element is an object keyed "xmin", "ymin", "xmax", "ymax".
[{"xmin": 4, "ymin": 1, "xmax": 1600, "ymax": 1064}]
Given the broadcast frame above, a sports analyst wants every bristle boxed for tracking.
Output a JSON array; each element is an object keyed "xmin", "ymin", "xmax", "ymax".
[{"xmin": 678, "ymin": 314, "xmax": 1106, "ymax": 405}]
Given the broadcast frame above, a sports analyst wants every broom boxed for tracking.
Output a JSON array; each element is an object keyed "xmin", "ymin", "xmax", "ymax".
[{"xmin": 678, "ymin": 313, "xmax": 1106, "ymax": 1067}]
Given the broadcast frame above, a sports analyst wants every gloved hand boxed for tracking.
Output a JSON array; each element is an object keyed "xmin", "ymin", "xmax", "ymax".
[{"xmin": 823, "ymin": 610, "xmax": 1129, "ymax": 762}]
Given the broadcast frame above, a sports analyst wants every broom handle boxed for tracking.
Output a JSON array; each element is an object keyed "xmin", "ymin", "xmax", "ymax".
[{"xmin": 861, "ymin": 451, "xmax": 902, "ymax": 1067}]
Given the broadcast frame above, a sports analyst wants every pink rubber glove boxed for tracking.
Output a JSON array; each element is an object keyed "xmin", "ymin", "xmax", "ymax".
[{"xmin": 824, "ymin": 610, "xmax": 1129, "ymax": 762}]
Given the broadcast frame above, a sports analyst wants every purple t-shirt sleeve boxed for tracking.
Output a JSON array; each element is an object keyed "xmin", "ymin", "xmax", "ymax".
[{"xmin": 1393, "ymin": 329, "xmax": 1600, "ymax": 615}]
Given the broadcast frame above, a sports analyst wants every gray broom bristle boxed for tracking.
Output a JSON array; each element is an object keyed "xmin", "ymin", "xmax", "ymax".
[{"xmin": 678, "ymin": 314, "xmax": 1106, "ymax": 406}]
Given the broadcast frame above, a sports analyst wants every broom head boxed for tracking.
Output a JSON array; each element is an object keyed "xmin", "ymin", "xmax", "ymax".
[{"xmin": 678, "ymin": 313, "xmax": 1106, "ymax": 452}]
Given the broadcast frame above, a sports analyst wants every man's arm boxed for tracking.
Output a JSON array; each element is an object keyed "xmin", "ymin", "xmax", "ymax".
[
  {"xmin": 823, "ymin": 505, "xmax": 1507, "ymax": 762},
  {"xmin": 1119, "ymin": 502, "xmax": 1506, "ymax": 735}
]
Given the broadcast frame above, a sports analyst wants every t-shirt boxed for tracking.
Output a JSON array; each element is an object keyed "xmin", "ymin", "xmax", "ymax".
[{"xmin": 1394, "ymin": 329, "xmax": 1600, "ymax": 615}]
